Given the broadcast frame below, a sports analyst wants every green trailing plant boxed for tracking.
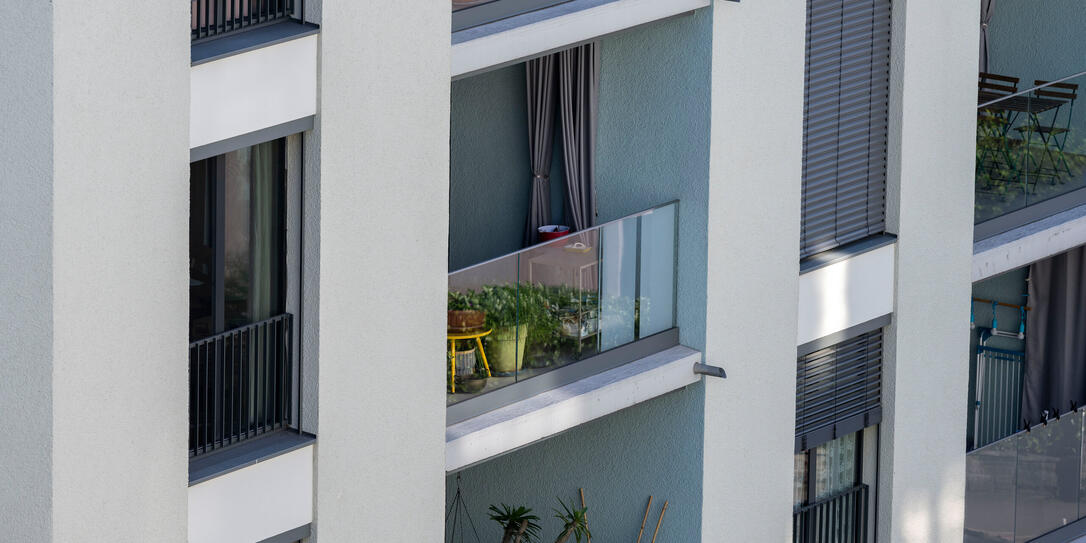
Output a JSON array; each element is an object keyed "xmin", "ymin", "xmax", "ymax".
[
  {"xmin": 552, "ymin": 499, "xmax": 591, "ymax": 543},
  {"xmin": 488, "ymin": 504, "xmax": 541, "ymax": 543},
  {"xmin": 448, "ymin": 290, "xmax": 484, "ymax": 312}
]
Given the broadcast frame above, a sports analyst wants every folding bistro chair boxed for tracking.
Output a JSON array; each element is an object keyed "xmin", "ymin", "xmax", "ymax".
[
  {"xmin": 1022, "ymin": 80, "xmax": 1078, "ymax": 181},
  {"xmin": 977, "ymin": 72, "xmax": 1022, "ymax": 186}
]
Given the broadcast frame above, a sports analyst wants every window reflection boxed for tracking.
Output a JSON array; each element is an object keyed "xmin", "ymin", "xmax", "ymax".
[{"xmin": 189, "ymin": 140, "xmax": 286, "ymax": 340}]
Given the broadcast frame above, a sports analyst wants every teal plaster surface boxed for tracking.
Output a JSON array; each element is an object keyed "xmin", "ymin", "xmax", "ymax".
[
  {"xmin": 449, "ymin": 64, "xmax": 531, "ymax": 271},
  {"xmin": 445, "ymin": 386, "xmax": 704, "ymax": 541},
  {"xmin": 446, "ymin": 8, "xmax": 712, "ymax": 543}
]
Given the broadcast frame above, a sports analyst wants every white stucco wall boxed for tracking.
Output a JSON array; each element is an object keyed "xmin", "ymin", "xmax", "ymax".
[
  {"xmin": 315, "ymin": 1, "xmax": 450, "ymax": 541},
  {"xmin": 880, "ymin": 1, "xmax": 978, "ymax": 541},
  {"xmin": 0, "ymin": 1, "xmax": 190, "ymax": 541},
  {"xmin": 704, "ymin": 0, "xmax": 806, "ymax": 541},
  {"xmin": 51, "ymin": 1, "xmax": 191, "ymax": 541}
]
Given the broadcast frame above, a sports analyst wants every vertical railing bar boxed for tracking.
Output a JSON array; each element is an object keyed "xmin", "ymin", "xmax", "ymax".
[
  {"xmin": 216, "ymin": 336, "xmax": 223, "ymax": 448},
  {"xmin": 237, "ymin": 329, "xmax": 244, "ymax": 440},
  {"xmin": 286, "ymin": 316, "xmax": 293, "ymax": 425},
  {"xmin": 273, "ymin": 317, "xmax": 282, "ymax": 427},
  {"xmin": 249, "ymin": 326, "xmax": 256, "ymax": 438},
  {"xmin": 259, "ymin": 323, "xmax": 267, "ymax": 432},
  {"xmin": 263, "ymin": 322, "xmax": 270, "ymax": 430},
  {"xmin": 202, "ymin": 342, "xmax": 209, "ymax": 454},
  {"xmin": 265, "ymin": 321, "xmax": 273, "ymax": 430}
]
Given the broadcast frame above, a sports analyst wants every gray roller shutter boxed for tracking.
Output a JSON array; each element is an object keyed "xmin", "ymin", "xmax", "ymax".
[
  {"xmin": 795, "ymin": 330, "xmax": 883, "ymax": 452},
  {"xmin": 802, "ymin": 0, "xmax": 891, "ymax": 258}
]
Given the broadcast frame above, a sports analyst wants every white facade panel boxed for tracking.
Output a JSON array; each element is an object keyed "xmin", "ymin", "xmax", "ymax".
[
  {"xmin": 973, "ymin": 205, "xmax": 1086, "ymax": 281},
  {"xmin": 452, "ymin": 0, "xmax": 710, "ymax": 77},
  {"xmin": 188, "ymin": 445, "xmax": 313, "ymax": 543},
  {"xmin": 796, "ymin": 243, "xmax": 896, "ymax": 346},
  {"xmin": 446, "ymin": 346, "xmax": 701, "ymax": 472},
  {"xmin": 190, "ymin": 35, "xmax": 317, "ymax": 149}
]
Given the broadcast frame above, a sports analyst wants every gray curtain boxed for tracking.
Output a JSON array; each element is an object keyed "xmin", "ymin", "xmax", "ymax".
[
  {"xmin": 980, "ymin": 0, "xmax": 995, "ymax": 72},
  {"xmin": 249, "ymin": 140, "xmax": 279, "ymax": 322},
  {"xmin": 1024, "ymin": 247, "xmax": 1086, "ymax": 424},
  {"xmin": 523, "ymin": 55, "xmax": 557, "ymax": 246},
  {"xmin": 557, "ymin": 43, "xmax": 599, "ymax": 232}
]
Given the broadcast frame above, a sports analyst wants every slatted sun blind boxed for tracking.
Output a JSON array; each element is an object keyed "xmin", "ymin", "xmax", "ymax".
[
  {"xmin": 802, "ymin": 0, "xmax": 891, "ymax": 258},
  {"xmin": 795, "ymin": 330, "xmax": 883, "ymax": 452}
]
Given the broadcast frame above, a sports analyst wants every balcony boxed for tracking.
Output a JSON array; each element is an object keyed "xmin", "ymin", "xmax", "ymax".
[
  {"xmin": 452, "ymin": 0, "xmax": 572, "ymax": 32},
  {"xmin": 965, "ymin": 411, "xmax": 1086, "ymax": 543},
  {"xmin": 976, "ymin": 72, "xmax": 1086, "ymax": 238},
  {"xmin": 793, "ymin": 484, "xmax": 870, "ymax": 543},
  {"xmin": 189, "ymin": 313, "xmax": 297, "ymax": 457},
  {"xmin": 446, "ymin": 202, "xmax": 678, "ymax": 412},
  {"xmin": 191, "ymin": 0, "xmax": 297, "ymax": 43}
]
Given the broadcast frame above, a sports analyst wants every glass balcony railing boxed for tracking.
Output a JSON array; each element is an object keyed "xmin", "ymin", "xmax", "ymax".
[
  {"xmin": 446, "ymin": 202, "xmax": 678, "ymax": 405},
  {"xmin": 965, "ymin": 410, "xmax": 1086, "ymax": 543},
  {"xmin": 976, "ymin": 71, "xmax": 1086, "ymax": 233},
  {"xmin": 452, "ymin": 0, "xmax": 574, "ymax": 32}
]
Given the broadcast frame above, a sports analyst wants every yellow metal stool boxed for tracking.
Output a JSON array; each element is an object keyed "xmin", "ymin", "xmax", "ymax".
[{"xmin": 447, "ymin": 328, "xmax": 492, "ymax": 393}]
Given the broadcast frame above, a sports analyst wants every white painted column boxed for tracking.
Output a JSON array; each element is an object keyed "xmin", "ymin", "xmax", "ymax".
[
  {"xmin": 316, "ymin": 1, "xmax": 450, "ymax": 541},
  {"xmin": 1, "ymin": 1, "xmax": 190, "ymax": 541},
  {"xmin": 703, "ymin": 0, "xmax": 806, "ymax": 541},
  {"xmin": 879, "ymin": 1, "xmax": 978, "ymax": 541}
]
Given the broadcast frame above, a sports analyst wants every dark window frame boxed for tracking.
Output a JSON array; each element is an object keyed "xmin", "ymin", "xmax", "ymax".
[{"xmin": 189, "ymin": 139, "xmax": 288, "ymax": 341}]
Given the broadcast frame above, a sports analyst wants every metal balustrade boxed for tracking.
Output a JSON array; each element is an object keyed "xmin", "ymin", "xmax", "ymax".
[
  {"xmin": 189, "ymin": 313, "xmax": 294, "ymax": 457},
  {"xmin": 794, "ymin": 484, "xmax": 870, "ymax": 543},
  {"xmin": 191, "ymin": 0, "xmax": 297, "ymax": 42}
]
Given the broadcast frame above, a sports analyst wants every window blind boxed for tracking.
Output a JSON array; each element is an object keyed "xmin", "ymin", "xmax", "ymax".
[
  {"xmin": 795, "ymin": 330, "xmax": 883, "ymax": 452},
  {"xmin": 802, "ymin": 0, "xmax": 891, "ymax": 258}
]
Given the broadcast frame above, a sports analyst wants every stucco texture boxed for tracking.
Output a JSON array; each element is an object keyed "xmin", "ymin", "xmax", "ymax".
[
  {"xmin": 445, "ymin": 9, "xmax": 711, "ymax": 542},
  {"xmin": 316, "ymin": 0, "xmax": 451, "ymax": 541}
]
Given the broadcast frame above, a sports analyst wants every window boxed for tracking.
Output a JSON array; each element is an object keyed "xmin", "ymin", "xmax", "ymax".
[
  {"xmin": 794, "ymin": 431, "xmax": 861, "ymax": 509},
  {"xmin": 189, "ymin": 139, "xmax": 287, "ymax": 340}
]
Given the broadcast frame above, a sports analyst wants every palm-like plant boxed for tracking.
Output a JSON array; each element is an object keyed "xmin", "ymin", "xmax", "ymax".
[
  {"xmin": 552, "ymin": 499, "xmax": 591, "ymax": 543},
  {"xmin": 489, "ymin": 504, "xmax": 542, "ymax": 543}
]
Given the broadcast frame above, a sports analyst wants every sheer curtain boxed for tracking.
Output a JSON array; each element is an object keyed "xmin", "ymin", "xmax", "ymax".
[{"xmin": 249, "ymin": 140, "xmax": 282, "ymax": 323}]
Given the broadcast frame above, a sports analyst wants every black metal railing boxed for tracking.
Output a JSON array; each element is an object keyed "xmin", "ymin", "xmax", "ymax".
[
  {"xmin": 794, "ymin": 484, "xmax": 869, "ymax": 543},
  {"xmin": 189, "ymin": 313, "xmax": 294, "ymax": 457},
  {"xmin": 191, "ymin": 0, "xmax": 296, "ymax": 42}
]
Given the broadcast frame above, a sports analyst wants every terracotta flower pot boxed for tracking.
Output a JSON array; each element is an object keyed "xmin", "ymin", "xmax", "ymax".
[{"xmin": 448, "ymin": 310, "xmax": 486, "ymax": 331}]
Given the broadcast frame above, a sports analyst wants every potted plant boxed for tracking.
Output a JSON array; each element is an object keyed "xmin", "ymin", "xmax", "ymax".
[
  {"xmin": 476, "ymin": 285, "xmax": 528, "ymax": 375},
  {"xmin": 489, "ymin": 504, "xmax": 541, "ymax": 543},
  {"xmin": 552, "ymin": 499, "xmax": 591, "ymax": 543},
  {"xmin": 448, "ymin": 290, "xmax": 487, "ymax": 331}
]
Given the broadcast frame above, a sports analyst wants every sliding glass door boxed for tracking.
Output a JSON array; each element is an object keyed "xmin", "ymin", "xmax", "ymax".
[{"xmin": 189, "ymin": 139, "xmax": 287, "ymax": 340}]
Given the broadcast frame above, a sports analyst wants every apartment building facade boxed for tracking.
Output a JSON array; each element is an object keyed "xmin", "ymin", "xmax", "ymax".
[{"xmin": 0, "ymin": 0, "xmax": 996, "ymax": 542}]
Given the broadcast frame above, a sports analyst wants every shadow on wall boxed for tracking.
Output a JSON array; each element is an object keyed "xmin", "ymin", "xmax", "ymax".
[{"xmin": 445, "ymin": 384, "xmax": 704, "ymax": 542}]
